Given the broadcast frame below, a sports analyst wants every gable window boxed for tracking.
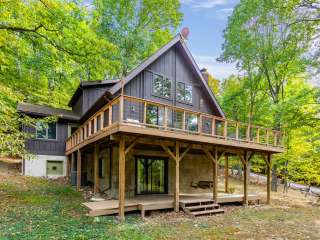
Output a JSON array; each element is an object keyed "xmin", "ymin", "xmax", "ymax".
[
  {"xmin": 152, "ymin": 73, "xmax": 171, "ymax": 99},
  {"xmin": 177, "ymin": 82, "xmax": 192, "ymax": 104},
  {"xmin": 36, "ymin": 122, "xmax": 57, "ymax": 140}
]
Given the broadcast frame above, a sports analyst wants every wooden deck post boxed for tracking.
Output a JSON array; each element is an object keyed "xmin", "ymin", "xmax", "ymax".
[
  {"xmin": 203, "ymin": 147, "xmax": 218, "ymax": 203},
  {"xmin": 77, "ymin": 150, "xmax": 81, "ymax": 191},
  {"xmin": 213, "ymin": 148, "xmax": 218, "ymax": 203},
  {"xmin": 93, "ymin": 143, "xmax": 99, "ymax": 194},
  {"xmin": 175, "ymin": 141, "xmax": 180, "ymax": 212},
  {"xmin": 267, "ymin": 153, "xmax": 272, "ymax": 204},
  {"xmin": 242, "ymin": 151, "xmax": 249, "ymax": 205},
  {"xmin": 224, "ymin": 154, "xmax": 229, "ymax": 193},
  {"xmin": 161, "ymin": 141, "xmax": 191, "ymax": 213},
  {"xmin": 67, "ymin": 154, "xmax": 71, "ymax": 177},
  {"xmin": 118, "ymin": 135, "xmax": 126, "ymax": 221},
  {"xmin": 71, "ymin": 152, "xmax": 75, "ymax": 175}
]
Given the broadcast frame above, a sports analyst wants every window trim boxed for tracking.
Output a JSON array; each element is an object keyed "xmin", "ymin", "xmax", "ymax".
[
  {"xmin": 35, "ymin": 122, "xmax": 58, "ymax": 141},
  {"xmin": 151, "ymin": 72, "xmax": 172, "ymax": 100},
  {"xmin": 176, "ymin": 82, "xmax": 193, "ymax": 105}
]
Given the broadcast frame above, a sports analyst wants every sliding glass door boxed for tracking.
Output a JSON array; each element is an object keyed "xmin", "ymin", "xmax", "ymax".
[{"xmin": 136, "ymin": 156, "xmax": 168, "ymax": 194}]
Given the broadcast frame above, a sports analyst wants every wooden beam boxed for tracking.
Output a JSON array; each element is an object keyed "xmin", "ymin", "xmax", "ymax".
[
  {"xmin": 213, "ymin": 148, "xmax": 218, "ymax": 203},
  {"xmin": 266, "ymin": 153, "xmax": 272, "ymax": 204},
  {"xmin": 218, "ymin": 150, "xmax": 226, "ymax": 161},
  {"xmin": 224, "ymin": 154, "xmax": 229, "ymax": 193},
  {"xmin": 104, "ymin": 147, "xmax": 110, "ymax": 189},
  {"xmin": 175, "ymin": 141, "xmax": 180, "ymax": 212},
  {"xmin": 93, "ymin": 143, "xmax": 99, "ymax": 194},
  {"xmin": 242, "ymin": 151, "xmax": 249, "ymax": 205},
  {"xmin": 203, "ymin": 148, "xmax": 217, "ymax": 164},
  {"xmin": 77, "ymin": 150, "xmax": 81, "ymax": 191},
  {"xmin": 118, "ymin": 135, "xmax": 126, "ymax": 221},
  {"xmin": 203, "ymin": 147, "xmax": 218, "ymax": 203},
  {"xmin": 160, "ymin": 142, "xmax": 177, "ymax": 161},
  {"xmin": 125, "ymin": 137, "xmax": 139, "ymax": 155},
  {"xmin": 179, "ymin": 144, "xmax": 192, "ymax": 161},
  {"xmin": 109, "ymin": 106, "xmax": 113, "ymax": 125}
]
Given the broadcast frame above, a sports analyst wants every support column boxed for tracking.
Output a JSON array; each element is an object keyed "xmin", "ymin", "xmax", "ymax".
[
  {"xmin": 161, "ymin": 141, "xmax": 191, "ymax": 213},
  {"xmin": 93, "ymin": 143, "xmax": 99, "ymax": 194},
  {"xmin": 67, "ymin": 155, "xmax": 70, "ymax": 177},
  {"xmin": 203, "ymin": 147, "xmax": 218, "ymax": 203},
  {"xmin": 242, "ymin": 152, "xmax": 249, "ymax": 206},
  {"xmin": 77, "ymin": 150, "xmax": 81, "ymax": 191},
  {"xmin": 118, "ymin": 135, "xmax": 126, "ymax": 221},
  {"xmin": 267, "ymin": 153, "xmax": 272, "ymax": 204},
  {"xmin": 174, "ymin": 141, "xmax": 180, "ymax": 212},
  {"xmin": 224, "ymin": 154, "xmax": 229, "ymax": 193},
  {"xmin": 213, "ymin": 149, "xmax": 218, "ymax": 203}
]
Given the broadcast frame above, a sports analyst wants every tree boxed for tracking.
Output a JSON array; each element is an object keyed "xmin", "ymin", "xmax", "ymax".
[
  {"xmin": 92, "ymin": 0, "xmax": 183, "ymax": 75},
  {"xmin": 220, "ymin": 0, "xmax": 319, "ymax": 190},
  {"xmin": 207, "ymin": 73, "xmax": 220, "ymax": 95},
  {"xmin": 0, "ymin": 0, "xmax": 118, "ymax": 157}
]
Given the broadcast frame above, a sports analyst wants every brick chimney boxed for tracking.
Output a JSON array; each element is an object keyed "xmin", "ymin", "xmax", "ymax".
[{"xmin": 200, "ymin": 68, "xmax": 209, "ymax": 83}]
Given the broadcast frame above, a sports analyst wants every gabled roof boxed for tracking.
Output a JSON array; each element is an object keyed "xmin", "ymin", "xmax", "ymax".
[
  {"xmin": 68, "ymin": 79, "xmax": 120, "ymax": 107},
  {"xmin": 17, "ymin": 103, "xmax": 80, "ymax": 121},
  {"xmin": 108, "ymin": 34, "xmax": 225, "ymax": 118}
]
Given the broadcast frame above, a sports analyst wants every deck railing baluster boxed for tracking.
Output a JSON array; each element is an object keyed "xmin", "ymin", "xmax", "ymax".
[
  {"xmin": 212, "ymin": 117, "xmax": 215, "ymax": 136},
  {"xmin": 198, "ymin": 114, "xmax": 202, "ymax": 134},
  {"xmin": 236, "ymin": 123, "xmax": 239, "ymax": 140},
  {"xmin": 143, "ymin": 101, "xmax": 147, "ymax": 124},
  {"xmin": 164, "ymin": 106, "xmax": 168, "ymax": 130},
  {"xmin": 224, "ymin": 120, "xmax": 228, "ymax": 139}
]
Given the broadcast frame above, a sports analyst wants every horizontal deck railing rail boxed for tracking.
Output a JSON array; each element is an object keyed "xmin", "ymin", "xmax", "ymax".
[{"xmin": 66, "ymin": 95, "xmax": 284, "ymax": 152}]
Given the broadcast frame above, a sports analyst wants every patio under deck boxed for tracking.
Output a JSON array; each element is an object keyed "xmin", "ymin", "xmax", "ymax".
[
  {"xmin": 67, "ymin": 94, "xmax": 283, "ymax": 220},
  {"xmin": 83, "ymin": 193, "xmax": 261, "ymax": 217}
]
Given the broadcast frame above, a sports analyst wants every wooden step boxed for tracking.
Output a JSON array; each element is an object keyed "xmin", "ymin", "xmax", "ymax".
[
  {"xmin": 191, "ymin": 208, "xmax": 224, "ymax": 216},
  {"xmin": 186, "ymin": 204, "xmax": 219, "ymax": 210}
]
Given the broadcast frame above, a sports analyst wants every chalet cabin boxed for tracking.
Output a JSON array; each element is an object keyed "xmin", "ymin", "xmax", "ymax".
[{"xmin": 18, "ymin": 34, "xmax": 284, "ymax": 219}]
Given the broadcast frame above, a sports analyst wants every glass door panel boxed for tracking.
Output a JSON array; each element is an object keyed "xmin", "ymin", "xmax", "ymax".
[{"xmin": 136, "ymin": 157, "xmax": 167, "ymax": 194}]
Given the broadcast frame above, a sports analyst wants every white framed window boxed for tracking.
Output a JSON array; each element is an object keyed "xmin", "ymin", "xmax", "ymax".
[
  {"xmin": 177, "ymin": 82, "xmax": 192, "ymax": 104},
  {"xmin": 47, "ymin": 160, "xmax": 63, "ymax": 175},
  {"xmin": 36, "ymin": 122, "xmax": 57, "ymax": 140},
  {"xmin": 152, "ymin": 73, "xmax": 171, "ymax": 99}
]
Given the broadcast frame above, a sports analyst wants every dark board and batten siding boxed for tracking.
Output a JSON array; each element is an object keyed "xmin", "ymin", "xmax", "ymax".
[
  {"xmin": 72, "ymin": 86, "xmax": 110, "ymax": 117},
  {"xmin": 23, "ymin": 123, "xmax": 68, "ymax": 156},
  {"xmin": 124, "ymin": 45, "xmax": 220, "ymax": 116}
]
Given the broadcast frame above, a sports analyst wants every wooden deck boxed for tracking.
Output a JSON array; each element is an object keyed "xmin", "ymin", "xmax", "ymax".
[
  {"xmin": 66, "ymin": 95, "xmax": 284, "ymax": 155},
  {"xmin": 83, "ymin": 193, "xmax": 261, "ymax": 217}
]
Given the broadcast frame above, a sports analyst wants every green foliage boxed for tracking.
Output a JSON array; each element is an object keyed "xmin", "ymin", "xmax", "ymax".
[
  {"xmin": 207, "ymin": 73, "xmax": 220, "ymax": 95},
  {"xmin": 219, "ymin": 0, "xmax": 320, "ymax": 185},
  {"xmin": 93, "ymin": 0, "xmax": 183, "ymax": 75},
  {"xmin": 0, "ymin": 0, "xmax": 182, "ymax": 158}
]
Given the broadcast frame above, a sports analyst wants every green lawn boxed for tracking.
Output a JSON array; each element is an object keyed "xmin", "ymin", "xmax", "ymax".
[{"xmin": 0, "ymin": 174, "xmax": 319, "ymax": 240}]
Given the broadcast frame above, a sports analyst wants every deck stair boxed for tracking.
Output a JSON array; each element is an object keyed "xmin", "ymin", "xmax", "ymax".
[{"xmin": 180, "ymin": 199, "xmax": 224, "ymax": 217}]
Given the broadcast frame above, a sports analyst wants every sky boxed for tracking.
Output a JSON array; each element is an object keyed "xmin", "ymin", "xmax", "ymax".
[{"xmin": 179, "ymin": 0, "xmax": 240, "ymax": 80}]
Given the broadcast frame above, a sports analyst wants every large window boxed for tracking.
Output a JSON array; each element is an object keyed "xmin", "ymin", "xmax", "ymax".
[
  {"xmin": 152, "ymin": 73, "xmax": 171, "ymax": 99},
  {"xmin": 36, "ymin": 122, "xmax": 57, "ymax": 140},
  {"xmin": 136, "ymin": 157, "xmax": 168, "ymax": 194},
  {"xmin": 177, "ymin": 82, "xmax": 192, "ymax": 104}
]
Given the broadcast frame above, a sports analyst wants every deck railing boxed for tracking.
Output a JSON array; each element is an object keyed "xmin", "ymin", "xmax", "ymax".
[{"xmin": 66, "ymin": 95, "xmax": 284, "ymax": 152}]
